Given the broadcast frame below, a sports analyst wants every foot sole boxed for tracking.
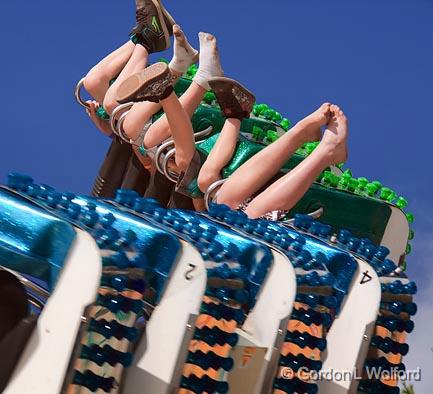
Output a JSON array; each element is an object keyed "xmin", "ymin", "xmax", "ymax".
[{"xmin": 116, "ymin": 62, "xmax": 170, "ymax": 103}]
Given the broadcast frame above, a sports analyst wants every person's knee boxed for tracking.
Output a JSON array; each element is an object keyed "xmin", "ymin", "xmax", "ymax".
[
  {"xmin": 197, "ymin": 174, "xmax": 211, "ymax": 194},
  {"xmin": 83, "ymin": 70, "xmax": 105, "ymax": 98},
  {"xmin": 143, "ymin": 119, "xmax": 171, "ymax": 149},
  {"xmin": 143, "ymin": 124, "xmax": 160, "ymax": 149},
  {"xmin": 197, "ymin": 170, "xmax": 218, "ymax": 194},
  {"xmin": 215, "ymin": 187, "xmax": 241, "ymax": 210},
  {"xmin": 102, "ymin": 94, "xmax": 119, "ymax": 116},
  {"xmin": 123, "ymin": 114, "xmax": 142, "ymax": 140}
]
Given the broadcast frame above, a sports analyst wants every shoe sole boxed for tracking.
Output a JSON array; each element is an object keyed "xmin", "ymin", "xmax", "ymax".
[
  {"xmin": 209, "ymin": 77, "xmax": 256, "ymax": 115},
  {"xmin": 116, "ymin": 62, "xmax": 169, "ymax": 103},
  {"xmin": 151, "ymin": 0, "xmax": 171, "ymax": 50},
  {"xmin": 157, "ymin": 0, "xmax": 176, "ymax": 34}
]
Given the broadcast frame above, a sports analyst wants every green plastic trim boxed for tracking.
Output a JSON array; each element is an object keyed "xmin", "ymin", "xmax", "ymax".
[
  {"xmin": 319, "ymin": 168, "xmax": 415, "ymax": 262},
  {"xmin": 289, "ymin": 182, "xmax": 393, "ymax": 245}
]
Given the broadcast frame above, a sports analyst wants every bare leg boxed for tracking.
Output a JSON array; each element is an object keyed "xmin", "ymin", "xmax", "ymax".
[
  {"xmin": 115, "ymin": 41, "xmax": 222, "ymax": 182},
  {"xmin": 245, "ymin": 105, "xmax": 348, "ymax": 218},
  {"xmin": 115, "ymin": 62, "xmax": 196, "ymax": 171},
  {"xmin": 142, "ymin": 31, "xmax": 222, "ymax": 148},
  {"xmin": 159, "ymin": 92, "xmax": 196, "ymax": 171},
  {"xmin": 121, "ymin": 70, "xmax": 183, "ymax": 142},
  {"xmin": 217, "ymin": 103, "xmax": 331, "ymax": 209},
  {"xmin": 143, "ymin": 82, "xmax": 207, "ymax": 147},
  {"xmin": 123, "ymin": 25, "xmax": 200, "ymax": 142},
  {"xmin": 103, "ymin": 45, "xmax": 150, "ymax": 115},
  {"xmin": 122, "ymin": 101, "xmax": 162, "ymax": 141},
  {"xmin": 197, "ymin": 118, "xmax": 241, "ymax": 192},
  {"xmin": 84, "ymin": 41, "xmax": 135, "ymax": 103}
]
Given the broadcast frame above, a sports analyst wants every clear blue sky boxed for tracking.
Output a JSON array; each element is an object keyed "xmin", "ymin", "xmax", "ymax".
[{"xmin": 0, "ymin": 0, "xmax": 432, "ymax": 390}]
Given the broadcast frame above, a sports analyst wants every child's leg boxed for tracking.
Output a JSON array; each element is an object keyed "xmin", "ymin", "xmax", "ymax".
[
  {"xmin": 141, "ymin": 81, "xmax": 206, "ymax": 147},
  {"xmin": 123, "ymin": 25, "xmax": 199, "ymax": 142},
  {"xmin": 197, "ymin": 118, "xmax": 240, "ymax": 192},
  {"xmin": 244, "ymin": 105, "xmax": 348, "ymax": 219},
  {"xmin": 103, "ymin": 45, "xmax": 150, "ymax": 115},
  {"xmin": 116, "ymin": 58, "xmax": 227, "ymax": 202},
  {"xmin": 217, "ymin": 103, "xmax": 331, "ymax": 209},
  {"xmin": 84, "ymin": 41, "xmax": 136, "ymax": 104},
  {"xmin": 197, "ymin": 77, "xmax": 255, "ymax": 193},
  {"xmin": 159, "ymin": 91, "xmax": 196, "ymax": 171},
  {"xmin": 116, "ymin": 63, "xmax": 197, "ymax": 171},
  {"xmin": 104, "ymin": 0, "xmax": 175, "ymax": 115},
  {"xmin": 143, "ymin": 32, "xmax": 223, "ymax": 148}
]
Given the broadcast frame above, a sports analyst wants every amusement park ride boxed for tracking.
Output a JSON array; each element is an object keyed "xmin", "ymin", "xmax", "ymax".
[{"xmin": 0, "ymin": 63, "xmax": 417, "ymax": 394}]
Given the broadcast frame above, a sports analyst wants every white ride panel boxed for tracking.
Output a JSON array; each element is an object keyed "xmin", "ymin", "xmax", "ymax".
[
  {"xmin": 240, "ymin": 249, "xmax": 296, "ymax": 360},
  {"xmin": 229, "ymin": 249, "xmax": 296, "ymax": 394},
  {"xmin": 4, "ymin": 229, "xmax": 102, "ymax": 394},
  {"xmin": 381, "ymin": 206, "xmax": 410, "ymax": 265},
  {"xmin": 318, "ymin": 258, "xmax": 381, "ymax": 394},
  {"xmin": 123, "ymin": 240, "xmax": 207, "ymax": 393}
]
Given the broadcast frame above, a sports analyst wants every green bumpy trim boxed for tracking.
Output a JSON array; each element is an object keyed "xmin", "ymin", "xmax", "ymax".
[
  {"xmin": 319, "ymin": 168, "xmax": 414, "ymax": 269},
  {"xmin": 320, "ymin": 169, "xmax": 411, "ymax": 209}
]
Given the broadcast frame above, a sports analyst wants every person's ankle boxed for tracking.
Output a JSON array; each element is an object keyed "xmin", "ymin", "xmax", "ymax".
[
  {"xmin": 159, "ymin": 88, "xmax": 176, "ymax": 104},
  {"xmin": 226, "ymin": 118, "xmax": 242, "ymax": 127},
  {"xmin": 168, "ymin": 68, "xmax": 183, "ymax": 82},
  {"xmin": 313, "ymin": 141, "xmax": 340, "ymax": 165},
  {"xmin": 289, "ymin": 124, "xmax": 314, "ymax": 146}
]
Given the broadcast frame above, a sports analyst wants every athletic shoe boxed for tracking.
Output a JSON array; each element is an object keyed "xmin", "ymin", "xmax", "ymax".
[
  {"xmin": 157, "ymin": 0, "xmax": 176, "ymax": 35},
  {"xmin": 130, "ymin": 0, "xmax": 172, "ymax": 53}
]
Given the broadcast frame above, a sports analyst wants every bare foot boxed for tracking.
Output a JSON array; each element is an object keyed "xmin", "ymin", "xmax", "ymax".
[
  {"xmin": 320, "ymin": 104, "xmax": 348, "ymax": 164},
  {"xmin": 296, "ymin": 102, "xmax": 331, "ymax": 142}
]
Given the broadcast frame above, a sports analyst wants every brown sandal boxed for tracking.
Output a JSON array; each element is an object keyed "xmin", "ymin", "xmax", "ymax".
[
  {"xmin": 116, "ymin": 62, "xmax": 173, "ymax": 104},
  {"xmin": 209, "ymin": 77, "xmax": 256, "ymax": 121}
]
